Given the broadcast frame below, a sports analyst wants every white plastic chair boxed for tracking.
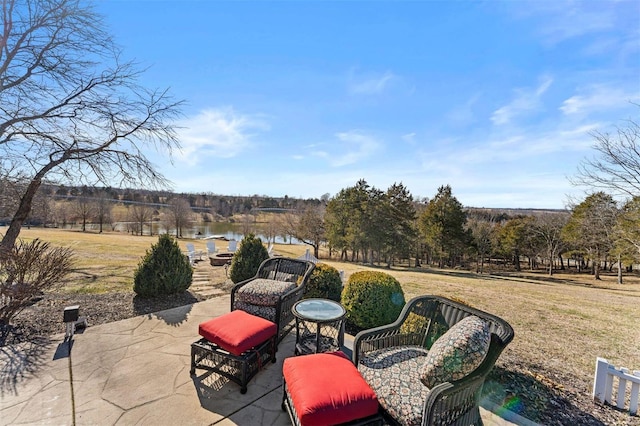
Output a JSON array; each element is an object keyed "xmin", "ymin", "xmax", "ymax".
[
  {"xmin": 185, "ymin": 243, "xmax": 204, "ymax": 263},
  {"xmin": 206, "ymin": 241, "xmax": 217, "ymax": 256}
]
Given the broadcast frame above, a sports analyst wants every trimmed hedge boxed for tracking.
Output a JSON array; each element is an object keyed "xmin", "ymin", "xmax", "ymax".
[
  {"xmin": 341, "ymin": 270, "xmax": 405, "ymax": 330},
  {"xmin": 304, "ymin": 263, "xmax": 342, "ymax": 302}
]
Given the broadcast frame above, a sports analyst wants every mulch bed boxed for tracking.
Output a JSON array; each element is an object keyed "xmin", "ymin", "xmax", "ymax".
[{"xmin": 1, "ymin": 291, "xmax": 206, "ymax": 346}]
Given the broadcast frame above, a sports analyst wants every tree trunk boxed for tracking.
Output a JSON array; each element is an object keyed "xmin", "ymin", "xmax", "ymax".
[
  {"xmin": 0, "ymin": 172, "xmax": 48, "ymax": 255},
  {"xmin": 594, "ymin": 254, "xmax": 602, "ymax": 280},
  {"xmin": 617, "ymin": 254, "xmax": 623, "ymax": 284}
]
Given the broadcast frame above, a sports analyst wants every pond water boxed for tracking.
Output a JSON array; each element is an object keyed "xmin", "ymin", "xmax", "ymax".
[{"xmin": 107, "ymin": 221, "xmax": 302, "ymax": 244}]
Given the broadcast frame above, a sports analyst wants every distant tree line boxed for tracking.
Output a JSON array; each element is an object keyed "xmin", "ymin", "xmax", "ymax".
[
  {"xmin": 3, "ymin": 176, "xmax": 640, "ymax": 282},
  {"xmin": 0, "ymin": 182, "xmax": 325, "ymax": 230}
]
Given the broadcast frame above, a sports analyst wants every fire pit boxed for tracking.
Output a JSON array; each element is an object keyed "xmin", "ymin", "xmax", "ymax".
[{"xmin": 209, "ymin": 252, "xmax": 234, "ymax": 266}]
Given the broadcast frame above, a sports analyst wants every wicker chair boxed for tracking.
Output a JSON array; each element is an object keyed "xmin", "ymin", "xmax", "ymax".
[
  {"xmin": 353, "ymin": 295, "xmax": 514, "ymax": 426},
  {"xmin": 231, "ymin": 257, "xmax": 315, "ymax": 345}
]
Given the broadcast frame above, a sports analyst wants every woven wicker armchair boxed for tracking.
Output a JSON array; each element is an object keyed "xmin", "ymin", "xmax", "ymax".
[
  {"xmin": 231, "ymin": 257, "xmax": 315, "ymax": 345},
  {"xmin": 353, "ymin": 295, "xmax": 514, "ymax": 426}
]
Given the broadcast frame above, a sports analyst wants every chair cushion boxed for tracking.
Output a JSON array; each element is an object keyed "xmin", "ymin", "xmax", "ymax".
[
  {"xmin": 198, "ymin": 310, "xmax": 276, "ymax": 356},
  {"xmin": 233, "ymin": 301, "xmax": 277, "ymax": 323},
  {"xmin": 358, "ymin": 346, "xmax": 430, "ymax": 426},
  {"xmin": 284, "ymin": 351, "xmax": 379, "ymax": 426},
  {"xmin": 420, "ymin": 315, "xmax": 490, "ymax": 388},
  {"xmin": 235, "ymin": 278, "xmax": 297, "ymax": 306}
]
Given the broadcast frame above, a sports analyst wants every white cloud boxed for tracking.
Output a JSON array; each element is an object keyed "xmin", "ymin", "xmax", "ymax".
[
  {"xmin": 505, "ymin": 1, "xmax": 616, "ymax": 45},
  {"xmin": 418, "ymin": 121, "xmax": 598, "ymax": 175},
  {"xmin": 491, "ymin": 75, "xmax": 553, "ymax": 125},
  {"xmin": 447, "ymin": 93, "xmax": 481, "ymax": 126},
  {"xmin": 348, "ymin": 70, "xmax": 395, "ymax": 95},
  {"xmin": 560, "ymin": 85, "xmax": 638, "ymax": 116},
  {"xmin": 175, "ymin": 108, "xmax": 269, "ymax": 165},
  {"xmin": 402, "ymin": 132, "xmax": 416, "ymax": 144},
  {"xmin": 331, "ymin": 130, "xmax": 381, "ymax": 167}
]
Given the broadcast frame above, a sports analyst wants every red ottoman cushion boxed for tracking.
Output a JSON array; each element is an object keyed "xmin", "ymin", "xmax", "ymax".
[
  {"xmin": 198, "ymin": 310, "xmax": 276, "ymax": 356},
  {"xmin": 283, "ymin": 351, "xmax": 379, "ymax": 426}
]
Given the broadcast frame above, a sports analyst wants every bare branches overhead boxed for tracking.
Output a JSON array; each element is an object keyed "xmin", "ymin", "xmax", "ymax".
[
  {"xmin": 0, "ymin": 0, "xmax": 183, "ymax": 251},
  {"xmin": 572, "ymin": 117, "xmax": 640, "ymax": 199}
]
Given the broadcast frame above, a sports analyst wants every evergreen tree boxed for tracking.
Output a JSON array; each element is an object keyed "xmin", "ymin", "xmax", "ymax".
[
  {"xmin": 419, "ymin": 185, "xmax": 470, "ymax": 268},
  {"xmin": 133, "ymin": 234, "xmax": 192, "ymax": 297},
  {"xmin": 228, "ymin": 234, "xmax": 269, "ymax": 283}
]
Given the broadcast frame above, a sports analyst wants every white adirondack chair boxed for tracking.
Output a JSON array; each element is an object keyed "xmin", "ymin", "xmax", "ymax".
[
  {"xmin": 206, "ymin": 241, "xmax": 217, "ymax": 256},
  {"xmin": 185, "ymin": 243, "xmax": 204, "ymax": 264}
]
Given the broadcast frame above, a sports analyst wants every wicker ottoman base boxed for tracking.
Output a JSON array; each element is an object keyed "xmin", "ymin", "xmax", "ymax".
[{"xmin": 190, "ymin": 336, "xmax": 276, "ymax": 394}]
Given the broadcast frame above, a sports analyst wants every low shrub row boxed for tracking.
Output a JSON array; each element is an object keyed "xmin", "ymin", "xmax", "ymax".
[
  {"xmin": 133, "ymin": 234, "xmax": 407, "ymax": 331},
  {"xmin": 305, "ymin": 263, "xmax": 406, "ymax": 331}
]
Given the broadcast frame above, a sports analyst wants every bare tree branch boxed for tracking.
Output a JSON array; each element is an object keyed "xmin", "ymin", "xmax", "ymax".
[
  {"xmin": 571, "ymin": 116, "xmax": 640, "ymax": 198},
  {"xmin": 0, "ymin": 0, "xmax": 184, "ymax": 252}
]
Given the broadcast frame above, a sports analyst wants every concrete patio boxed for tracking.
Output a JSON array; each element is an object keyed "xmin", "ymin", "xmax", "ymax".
[{"xmin": 0, "ymin": 295, "xmax": 535, "ymax": 425}]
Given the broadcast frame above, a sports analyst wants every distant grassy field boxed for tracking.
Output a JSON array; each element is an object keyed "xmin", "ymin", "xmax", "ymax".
[{"xmin": 5, "ymin": 226, "xmax": 640, "ymax": 422}]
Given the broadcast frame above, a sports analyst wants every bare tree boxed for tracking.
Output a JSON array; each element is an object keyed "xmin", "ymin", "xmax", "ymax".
[
  {"xmin": 73, "ymin": 197, "xmax": 94, "ymax": 232},
  {"xmin": 128, "ymin": 203, "xmax": 153, "ymax": 236},
  {"xmin": 0, "ymin": 0, "xmax": 183, "ymax": 254},
  {"xmin": 572, "ymin": 117, "xmax": 640, "ymax": 198},
  {"xmin": 0, "ymin": 172, "xmax": 23, "ymax": 221},
  {"xmin": 467, "ymin": 216, "xmax": 496, "ymax": 274},
  {"xmin": 53, "ymin": 200, "xmax": 72, "ymax": 228},
  {"xmin": 530, "ymin": 212, "xmax": 569, "ymax": 276},
  {"xmin": 289, "ymin": 206, "xmax": 325, "ymax": 259},
  {"xmin": 163, "ymin": 197, "xmax": 192, "ymax": 238},
  {"xmin": 92, "ymin": 191, "xmax": 112, "ymax": 233},
  {"xmin": 30, "ymin": 188, "xmax": 54, "ymax": 227}
]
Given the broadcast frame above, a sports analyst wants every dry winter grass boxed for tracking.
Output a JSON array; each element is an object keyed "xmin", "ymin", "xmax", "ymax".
[{"xmin": 7, "ymin": 227, "xmax": 640, "ymax": 424}]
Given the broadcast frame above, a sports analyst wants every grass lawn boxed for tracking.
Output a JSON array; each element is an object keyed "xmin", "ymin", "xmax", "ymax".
[{"xmin": 6, "ymin": 226, "xmax": 640, "ymax": 423}]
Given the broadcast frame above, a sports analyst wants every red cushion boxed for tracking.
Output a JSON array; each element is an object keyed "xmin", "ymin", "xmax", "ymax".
[
  {"xmin": 283, "ymin": 351, "xmax": 379, "ymax": 426},
  {"xmin": 198, "ymin": 310, "xmax": 276, "ymax": 356}
]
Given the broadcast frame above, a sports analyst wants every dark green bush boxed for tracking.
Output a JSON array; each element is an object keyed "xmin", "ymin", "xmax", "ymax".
[
  {"xmin": 304, "ymin": 263, "xmax": 342, "ymax": 302},
  {"xmin": 133, "ymin": 234, "xmax": 192, "ymax": 297},
  {"xmin": 228, "ymin": 234, "xmax": 269, "ymax": 283},
  {"xmin": 341, "ymin": 271, "xmax": 405, "ymax": 330}
]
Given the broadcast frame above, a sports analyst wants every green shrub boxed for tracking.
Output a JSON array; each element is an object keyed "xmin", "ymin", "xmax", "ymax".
[
  {"xmin": 229, "ymin": 234, "xmax": 269, "ymax": 283},
  {"xmin": 341, "ymin": 271, "xmax": 405, "ymax": 330},
  {"xmin": 304, "ymin": 263, "xmax": 343, "ymax": 302},
  {"xmin": 133, "ymin": 234, "xmax": 192, "ymax": 297}
]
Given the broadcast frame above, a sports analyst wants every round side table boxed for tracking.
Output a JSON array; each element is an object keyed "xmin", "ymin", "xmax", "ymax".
[{"xmin": 292, "ymin": 298, "xmax": 346, "ymax": 355}]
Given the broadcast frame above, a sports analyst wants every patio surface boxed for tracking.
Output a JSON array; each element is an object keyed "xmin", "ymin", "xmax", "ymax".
[{"xmin": 0, "ymin": 295, "xmax": 536, "ymax": 425}]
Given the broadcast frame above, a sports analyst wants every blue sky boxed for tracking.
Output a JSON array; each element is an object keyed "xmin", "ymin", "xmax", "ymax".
[{"xmin": 96, "ymin": 0, "xmax": 639, "ymax": 209}]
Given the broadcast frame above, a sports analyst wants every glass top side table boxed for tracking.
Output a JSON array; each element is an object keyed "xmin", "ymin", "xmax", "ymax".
[{"xmin": 292, "ymin": 298, "xmax": 346, "ymax": 355}]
